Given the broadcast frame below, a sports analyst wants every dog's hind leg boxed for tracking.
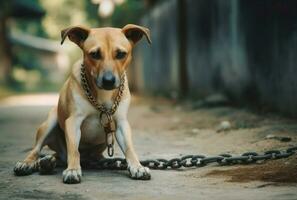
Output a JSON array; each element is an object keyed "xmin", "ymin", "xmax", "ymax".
[{"xmin": 14, "ymin": 106, "xmax": 58, "ymax": 176}]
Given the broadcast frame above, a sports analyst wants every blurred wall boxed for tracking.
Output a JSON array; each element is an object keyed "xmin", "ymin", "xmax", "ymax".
[
  {"xmin": 10, "ymin": 32, "xmax": 70, "ymax": 86},
  {"xmin": 239, "ymin": 0, "xmax": 297, "ymax": 115},
  {"xmin": 133, "ymin": 0, "xmax": 297, "ymax": 116},
  {"xmin": 131, "ymin": 0, "xmax": 179, "ymax": 96}
]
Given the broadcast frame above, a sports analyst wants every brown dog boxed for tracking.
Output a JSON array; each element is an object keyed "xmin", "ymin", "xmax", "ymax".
[{"xmin": 14, "ymin": 24, "xmax": 152, "ymax": 184}]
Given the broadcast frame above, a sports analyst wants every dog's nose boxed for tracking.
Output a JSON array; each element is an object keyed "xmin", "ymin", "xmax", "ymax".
[{"xmin": 102, "ymin": 71, "xmax": 116, "ymax": 90}]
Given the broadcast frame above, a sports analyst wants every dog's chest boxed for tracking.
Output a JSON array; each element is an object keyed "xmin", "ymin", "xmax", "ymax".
[
  {"xmin": 72, "ymin": 92, "xmax": 113, "ymax": 145},
  {"xmin": 80, "ymin": 114, "xmax": 106, "ymax": 145}
]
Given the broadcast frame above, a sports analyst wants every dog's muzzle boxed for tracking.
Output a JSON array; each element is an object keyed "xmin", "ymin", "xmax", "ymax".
[{"xmin": 96, "ymin": 71, "xmax": 118, "ymax": 90}]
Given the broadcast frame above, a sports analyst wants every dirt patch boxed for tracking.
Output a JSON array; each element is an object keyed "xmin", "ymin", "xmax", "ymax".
[
  {"xmin": 10, "ymin": 190, "xmax": 86, "ymax": 200},
  {"xmin": 205, "ymin": 155, "xmax": 297, "ymax": 183}
]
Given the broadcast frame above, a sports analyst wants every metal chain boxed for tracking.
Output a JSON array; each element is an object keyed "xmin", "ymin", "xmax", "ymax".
[
  {"xmin": 80, "ymin": 64, "xmax": 125, "ymax": 115},
  {"xmin": 80, "ymin": 64, "xmax": 125, "ymax": 157},
  {"xmin": 80, "ymin": 146, "xmax": 297, "ymax": 170},
  {"xmin": 79, "ymin": 65, "xmax": 297, "ymax": 170}
]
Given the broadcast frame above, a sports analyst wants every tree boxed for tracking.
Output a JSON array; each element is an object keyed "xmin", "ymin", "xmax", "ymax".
[{"xmin": 0, "ymin": 0, "xmax": 44, "ymax": 84}]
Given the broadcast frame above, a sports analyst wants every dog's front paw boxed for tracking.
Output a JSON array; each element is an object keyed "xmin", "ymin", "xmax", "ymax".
[
  {"xmin": 39, "ymin": 155, "xmax": 56, "ymax": 175},
  {"xmin": 62, "ymin": 168, "xmax": 82, "ymax": 184},
  {"xmin": 14, "ymin": 161, "xmax": 38, "ymax": 176},
  {"xmin": 128, "ymin": 164, "xmax": 151, "ymax": 180}
]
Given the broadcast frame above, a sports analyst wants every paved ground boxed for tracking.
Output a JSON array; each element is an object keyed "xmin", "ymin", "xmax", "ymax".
[{"xmin": 0, "ymin": 93, "xmax": 297, "ymax": 200}]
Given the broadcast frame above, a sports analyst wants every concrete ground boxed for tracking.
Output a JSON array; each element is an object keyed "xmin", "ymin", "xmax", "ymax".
[{"xmin": 0, "ymin": 93, "xmax": 296, "ymax": 200}]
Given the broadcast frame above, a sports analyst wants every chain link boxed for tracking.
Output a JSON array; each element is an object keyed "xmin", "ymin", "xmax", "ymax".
[{"xmin": 79, "ymin": 146, "xmax": 297, "ymax": 170}]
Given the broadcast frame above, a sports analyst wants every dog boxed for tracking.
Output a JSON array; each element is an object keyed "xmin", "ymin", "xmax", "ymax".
[{"xmin": 14, "ymin": 24, "xmax": 152, "ymax": 184}]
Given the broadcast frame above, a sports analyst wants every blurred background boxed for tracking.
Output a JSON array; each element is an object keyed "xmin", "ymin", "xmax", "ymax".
[
  {"xmin": 0, "ymin": 0, "xmax": 297, "ymax": 116},
  {"xmin": 1, "ymin": 1, "xmax": 297, "ymax": 196}
]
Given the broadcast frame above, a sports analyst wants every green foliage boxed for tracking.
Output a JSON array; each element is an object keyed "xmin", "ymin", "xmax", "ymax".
[
  {"xmin": 13, "ymin": 0, "xmax": 146, "ymax": 38},
  {"xmin": 11, "ymin": 0, "xmax": 47, "ymax": 37},
  {"xmin": 14, "ymin": 18, "xmax": 48, "ymax": 38},
  {"xmin": 39, "ymin": 0, "xmax": 98, "ymax": 39},
  {"xmin": 111, "ymin": 0, "xmax": 146, "ymax": 27}
]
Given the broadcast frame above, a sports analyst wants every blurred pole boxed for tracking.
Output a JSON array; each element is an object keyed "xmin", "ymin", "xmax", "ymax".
[
  {"xmin": 178, "ymin": 0, "xmax": 188, "ymax": 96},
  {"xmin": 0, "ymin": 1, "xmax": 12, "ymax": 84}
]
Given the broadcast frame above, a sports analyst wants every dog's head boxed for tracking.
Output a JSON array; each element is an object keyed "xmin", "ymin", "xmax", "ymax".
[{"xmin": 61, "ymin": 24, "xmax": 151, "ymax": 90}]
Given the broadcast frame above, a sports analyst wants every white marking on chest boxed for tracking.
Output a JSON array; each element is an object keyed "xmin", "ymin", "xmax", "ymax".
[
  {"xmin": 71, "ymin": 90, "xmax": 114, "ymax": 145},
  {"xmin": 72, "ymin": 91, "xmax": 97, "ymax": 115}
]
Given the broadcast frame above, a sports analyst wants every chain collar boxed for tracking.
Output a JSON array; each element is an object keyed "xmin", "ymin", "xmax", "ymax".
[
  {"xmin": 80, "ymin": 64, "xmax": 125, "ymax": 157},
  {"xmin": 80, "ymin": 64, "xmax": 125, "ymax": 115}
]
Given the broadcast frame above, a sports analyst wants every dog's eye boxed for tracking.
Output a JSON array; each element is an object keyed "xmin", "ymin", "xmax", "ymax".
[
  {"xmin": 115, "ymin": 50, "xmax": 127, "ymax": 60},
  {"xmin": 89, "ymin": 50, "xmax": 101, "ymax": 60}
]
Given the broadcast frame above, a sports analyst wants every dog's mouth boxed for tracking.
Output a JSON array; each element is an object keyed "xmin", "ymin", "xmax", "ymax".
[
  {"xmin": 98, "ymin": 83, "xmax": 118, "ymax": 90},
  {"xmin": 96, "ymin": 81, "xmax": 119, "ymax": 90}
]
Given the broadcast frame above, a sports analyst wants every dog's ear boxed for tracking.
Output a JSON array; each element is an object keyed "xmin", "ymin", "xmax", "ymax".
[
  {"xmin": 122, "ymin": 24, "xmax": 151, "ymax": 45},
  {"xmin": 61, "ymin": 26, "xmax": 90, "ymax": 48}
]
